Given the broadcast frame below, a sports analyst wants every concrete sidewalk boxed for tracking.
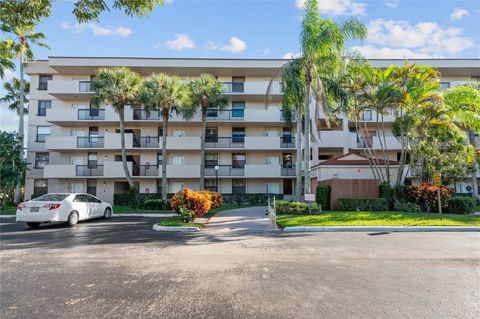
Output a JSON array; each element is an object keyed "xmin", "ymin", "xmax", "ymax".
[{"xmin": 206, "ymin": 206, "xmax": 277, "ymax": 232}]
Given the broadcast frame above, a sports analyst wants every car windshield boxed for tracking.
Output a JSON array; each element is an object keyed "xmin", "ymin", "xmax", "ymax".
[{"xmin": 32, "ymin": 194, "xmax": 70, "ymax": 201}]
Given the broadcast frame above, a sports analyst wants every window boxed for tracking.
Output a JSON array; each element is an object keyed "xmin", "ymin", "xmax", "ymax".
[
  {"xmin": 171, "ymin": 156, "xmax": 185, "ymax": 165},
  {"xmin": 232, "ymin": 101, "xmax": 245, "ymax": 118},
  {"xmin": 33, "ymin": 179, "xmax": 48, "ymax": 197},
  {"xmin": 73, "ymin": 194, "xmax": 89, "ymax": 202},
  {"xmin": 205, "ymin": 179, "xmax": 218, "ymax": 192},
  {"xmin": 84, "ymin": 194, "xmax": 99, "ymax": 202},
  {"xmin": 282, "ymin": 153, "xmax": 293, "ymax": 167},
  {"xmin": 266, "ymin": 156, "xmax": 279, "ymax": 165},
  {"xmin": 266, "ymin": 183, "xmax": 280, "ymax": 194},
  {"xmin": 87, "ymin": 179, "xmax": 97, "ymax": 196},
  {"xmin": 157, "ymin": 180, "xmax": 162, "ymax": 195},
  {"xmin": 360, "ymin": 109, "xmax": 373, "ymax": 121},
  {"xmin": 232, "ymin": 153, "xmax": 246, "ymax": 168},
  {"xmin": 35, "ymin": 153, "xmax": 49, "ymax": 169},
  {"xmin": 206, "ymin": 127, "xmax": 218, "ymax": 142},
  {"xmin": 205, "ymin": 153, "xmax": 218, "ymax": 168},
  {"xmin": 37, "ymin": 100, "xmax": 52, "ymax": 116},
  {"xmin": 88, "ymin": 152, "xmax": 98, "ymax": 168},
  {"xmin": 440, "ymin": 82, "xmax": 451, "ymax": 90},
  {"xmin": 282, "ymin": 127, "xmax": 293, "ymax": 146},
  {"xmin": 38, "ymin": 75, "xmax": 52, "ymax": 90},
  {"xmin": 36, "ymin": 126, "xmax": 50, "ymax": 142},
  {"xmin": 34, "ymin": 194, "xmax": 69, "ymax": 201},
  {"xmin": 158, "ymin": 127, "xmax": 163, "ymax": 137},
  {"xmin": 232, "ymin": 127, "xmax": 245, "ymax": 143},
  {"xmin": 318, "ymin": 154, "xmax": 333, "ymax": 160},
  {"xmin": 232, "ymin": 179, "xmax": 246, "ymax": 194},
  {"xmin": 232, "ymin": 77, "xmax": 245, "ymax": 92}
]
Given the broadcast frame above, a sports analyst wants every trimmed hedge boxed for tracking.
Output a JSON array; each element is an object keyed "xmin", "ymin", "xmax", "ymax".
[
  {"xmin": 380, "ymin": 182, "xmax": 394, "ymax": 210},
  {"xmin": 114, "ymin": 192, "xmax": 281, "ymax": 206},
  {"xmin": 394, "ymin": 201, "xmax": 421, "ymax": 213},
  {"xmin": 141, "ymin": 199, "xmax": 171, "ymax": 210},
  {"xmin": 337, "ymin": 198, "xmax": 388, "ymax": 211},
  {"xmin": 275, "ymin": 200, "xmax": 320, "ymax": 215},
  {"xmin": 445, "ymin": 196, "xmax": 477, "ymax": 215},
  {"xmin": 316, "ymin": 184, "xmax": 330, "ymax": 211}
]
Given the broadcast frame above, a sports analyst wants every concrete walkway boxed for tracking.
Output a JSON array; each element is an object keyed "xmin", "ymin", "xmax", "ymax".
[{"xmin": 206, "ymin": 206, "xmax": 277, "ymax": 232}]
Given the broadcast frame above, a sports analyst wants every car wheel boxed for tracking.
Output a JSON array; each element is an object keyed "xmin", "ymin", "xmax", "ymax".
[
  {"xmin": 103, "ymin": 208, "xmax": 112, "ymax": 219},
  {"xmin": 26, "ymin": 222, "xmax": 40, "ymax": 228},
  {"xmin": 67, "ymin": 211, "xmax": 79, "ymax": 226}
]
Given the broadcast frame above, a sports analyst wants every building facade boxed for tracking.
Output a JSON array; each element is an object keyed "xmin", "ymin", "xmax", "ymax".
[{"xmin": 24, "ymin": 58, "xmax": 480, "ymax": 203}]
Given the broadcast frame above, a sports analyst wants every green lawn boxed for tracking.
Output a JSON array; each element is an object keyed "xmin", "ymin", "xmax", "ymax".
[
  {"xmin": 276, "ymin": 211, "xmax": 480, "ymax": 228},
  {"xmin": 157, "ymin": 217, "xmax": 204, "ymax": 228},
  {"xmin": 0, "ymin": 206, "xmax": 17, "ymax": 215},
  {"xmin": 113, "ymin": 206, "xmax": 173, "ymax": 214}
]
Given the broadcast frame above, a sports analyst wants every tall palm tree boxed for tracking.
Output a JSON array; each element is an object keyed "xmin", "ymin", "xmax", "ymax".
[
  {"xmin": 268, "ymin": 0, "xmax": 366, "ymax": 198},
  {"xmin": 91, "ymin": 67, "xmax": 142, "ymax": 191},
  {"xmin": 140, "ymin": 73, "xmax": 191, "ymax": 200},
  {"xmin": 0, "ymin": 78, "xmax": 30, "ymax": 115},
  {"xmin": 189, "ymin": 74, "xmax": 228, "ymax": 190},
  {"xmin": 1, "ymin": 22, "xmax": 49, "ymax": 203}
]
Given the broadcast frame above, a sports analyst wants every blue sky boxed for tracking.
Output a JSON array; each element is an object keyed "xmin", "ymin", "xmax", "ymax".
[{"xmin": 1, "ymin": 0, "xmax": 480, "ymax": 132}]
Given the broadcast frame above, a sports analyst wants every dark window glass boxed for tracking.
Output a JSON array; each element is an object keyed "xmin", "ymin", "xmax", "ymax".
[
  {"xmin": 36, "ymin": 126, "xmax": 50, "ymax": 142},
  {"xmin": 35, "ymin": 153, "xmax": 49, "ymax": 169},
  {"xmin": 37, "ymin": 100, "xmax": 52, "ymax": 116},
  {"xmin": 33, "ymin": 179, "xmax": 48, "ymax": 197},
  {"xmin": 158, "ymin": 127, "xmax": 163, "ymax": 137},
  {"xmin": 232, "ymin": 101, "xmax": 245, "ymax": 118},
  {"xmin": 232, "ymin": 179, "xmax": 246, "ymax": 194},
  {"xmin": 87, "ymin": 179, "xmax": 97, "ymax": 196},
  {"xmin": 232, "ymin": 127, "xmax": 245, "ymax": 143},
  {"xmin": 232, "ymin": 77, "xmax": 245, "ymax": 92},
  {"xmin": 282, "ymin": 153, "xmax": 293, "ymax": 166},
  {"xmin": 38, "ymin": 75, "xmax": 52, "ymax": 90},
  {"xmin": 205, "ymin": 153, "xmax": 218, "ymax": 168},
  {"xmin": 232, "ymin": 153, "xmax": 246, "ymax": 168},
  {"xmin": 33, "ymin": 193, "xmax": 69, "ymax": 201},
  {"xmin": 206, "ymin": 127, "xmax": 218, "ymax": 142},
  {"xmin": 157, "ymin": 152, "xmax": 163, "ymax": 165},
  {"xmin": 74, "ymin": 194, "xmax": 88, "ymax": 202}
]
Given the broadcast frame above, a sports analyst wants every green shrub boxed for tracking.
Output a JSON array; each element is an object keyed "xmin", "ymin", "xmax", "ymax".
[
  {"xmin": 141, "ymin": 199, "xmax": 171, "ymax": 210},
  {"xmin": 393, "ymin": 185, "xmax": 410, "ymax": 203},
  {"xmin": 380, "ymin": 182, "xmax": 394, "ymax": 210},
  {"xmin": 394, "ymin": 201, "xmax": 421, "ymax": 213},
  {"xmin": 445, "ymin": 196, "xmax": 477, "ymax": 215},
  {"xmin": 222, "ymin": 193, "xmax": 284, "ymax": 205},
  {"xmin": 316, "ymin": 184, "xmax": 330, "ymax": 210},
  {"xmin": 275, "ymin": 200, "xmax": 320, "ymax": 215},
  {"xmin": 337, "ymin": 198, "xmax": 388, "ymax": 211},
  {"xmin": 178, "ymin": 207, "xmax": 193, "ymax": 223},
  {"xmin": 113, "ymin": 193, "xmax": 172, "ymax": 206}
]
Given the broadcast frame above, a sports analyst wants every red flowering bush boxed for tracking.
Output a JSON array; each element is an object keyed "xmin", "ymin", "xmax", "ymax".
[
  {"xmin": 199, "ymin": 190, "xmax": 223, "ymax": 209},
  {"xmin": 408, "ymin": 183, "xmax": 453, "ymax": 212},
  {"xmin": 170, "ymin": 188, "xmax": 212, "ymax": 219}
]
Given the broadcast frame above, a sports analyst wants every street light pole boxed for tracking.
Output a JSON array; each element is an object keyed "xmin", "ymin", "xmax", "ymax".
[{"xmin": 214, "ymin": 165, "xmax": 219, "ymax": 192}]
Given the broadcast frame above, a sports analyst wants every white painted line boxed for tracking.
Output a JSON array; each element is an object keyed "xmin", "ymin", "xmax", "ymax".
[
  {"xmin": 283, "ymin": 226, "xmax": 480, "ymax": 232},
  {"xmin": 0, "ymin": 215, "xmax": 15, "ymax": 218},
  {"xmin": 152, "ymin": 224, "xmax": 200, "ymax": 232}
]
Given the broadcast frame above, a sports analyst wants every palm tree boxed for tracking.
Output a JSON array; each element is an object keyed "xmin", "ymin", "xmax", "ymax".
[
  {"xmin": 140, "ymin": 73, "xmax": 191, "ymax": 200},
  {"xmin": 189, "ymin": 74, "xmax": 228, "ymax": 190},
  {"xmin": 91, "ymin": 67, "xmax": 142, "ymax": 191},
  {"xmin": 1, "ymin": 22, "xmax": 49, "ymax": 203},
  {"xmin": 0, "ymin": 78, "xmax": 30, "ymax": 115},
  {"xmin": 268, "ymin": 0, "xmax": 366, "ymax": 198}
]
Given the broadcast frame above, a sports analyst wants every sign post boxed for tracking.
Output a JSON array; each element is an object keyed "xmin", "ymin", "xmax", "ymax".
[
  {"xmin": 433, "ymin": 173, "xmax": 442, "ymax": 220},
  {"xmin": 304, "ymin": 194, "xmax": 315, "ymax": 215}
]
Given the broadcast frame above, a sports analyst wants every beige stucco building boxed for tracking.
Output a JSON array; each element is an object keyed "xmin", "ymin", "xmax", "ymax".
[{"xmin": 24, "ymin": 57, "xmax": 480, "ymax": 203}]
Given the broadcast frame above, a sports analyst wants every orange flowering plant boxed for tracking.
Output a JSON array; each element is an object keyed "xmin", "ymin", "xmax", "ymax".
[
  {"xmin": 199, "ymin": 190, "xmax": 224, "ymax": 209},
  {"xmin": 408, "ymin": 183, "xmax": 453, "ymax": 213},
  {"xmin": 170, "ymin": 188, "xmax": 215, "ymax": 221}
]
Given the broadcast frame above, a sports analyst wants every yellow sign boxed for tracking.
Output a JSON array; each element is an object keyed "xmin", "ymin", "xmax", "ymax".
[{"xmin": 433, "ymin": 173, "xmax": 441, "ymax": 186}]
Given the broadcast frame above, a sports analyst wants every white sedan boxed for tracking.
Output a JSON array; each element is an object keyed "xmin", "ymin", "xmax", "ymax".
[{"xmin": 16, "ymin": 193, "xmax": 113, "ymax": 228}]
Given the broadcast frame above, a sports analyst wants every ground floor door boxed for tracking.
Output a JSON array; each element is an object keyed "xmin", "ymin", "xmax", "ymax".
[{"xmin": 283, "ymin": 179, "xmax": 293, "ymax": 195}]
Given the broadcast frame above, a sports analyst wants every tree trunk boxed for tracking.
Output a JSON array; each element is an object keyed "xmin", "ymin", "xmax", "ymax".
[
  {"xmin": 295, "ymin": 106, "xmax": 302, "ymax": 200},
  {"xmin": 199, "ymin": 109, "xmax": 206, "ymax": 190},
  {"xmin": 14, "ymin": 52, "xmax": 25, "ymax": 204},
  {"xmin": 304, "ymin": 82, "xmax": 311, "ymax": 196},
  {"xmin": 161, "ymin": 113, "xmax": 168, "ymax": 200},
  {"xmin": 119, "ymin": 109, "xmax": 134, "ymax": 189}
]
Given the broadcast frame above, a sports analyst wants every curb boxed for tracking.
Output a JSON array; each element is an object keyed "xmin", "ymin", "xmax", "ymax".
[
  {"xmin": 283, "ymin": 226, "xmax": 480, "ymax": 232},
  {"xmin": 152, "ymin": 224, "xmax": 200, "ymax": 232},
  {"xmin": 0, "ymin": 215, "xmax": 15, "ymax": 218},
  {"xmin": 113, "ymin": 213, "xmax": 176, "ymax": 218}
]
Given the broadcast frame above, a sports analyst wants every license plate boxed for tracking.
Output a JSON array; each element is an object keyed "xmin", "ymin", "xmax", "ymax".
[{"xmin": 30, "ymin": 207, "xmax": 39, "ymax": 212}]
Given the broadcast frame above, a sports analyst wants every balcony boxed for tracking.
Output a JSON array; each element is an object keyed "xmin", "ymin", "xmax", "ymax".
[
  {"xmin": 133, "ymin": 136, "xmax": 159, "ymax": 148},
  {"xmin": 206, "ymin": 109, "xmax": 244, "ymax": 121},
  {"xmin": 280, "ymin": 136, "xmax": 295, "ymax": 148},
  {"xmin": 78, "ymin": 109, "xmax": 105, "ymax": 120},
  {"xmin": 222, "ymin": 81, "xmax": 283, "ymax": 96},
  {"xmin": 205, "ymin": 137, "xmax": 244, "ymax": 148},
  {"xmin": 204, "ymin": 165, "xmax": 245, "ymax": 177},
  {"xmin": 281, "ymin": 165, "xmax": 296, "ymax": 176},
  {"xmin": 48, "ymin": 80, "xmax": 93, "ymax": 100},
  {"xmin": 166, "ymin": 164, "xmax": 200, "ymax": 178},
  {"xmin": 76, "ymin": 165, "xmax": 104, "ymax": 177},
  {"xmin": 133, "ymin": 108, "xmax": 162, "ymax": 120},
  {"xmin": 77, "ymin": 136, "xmax": 105, "ymax": 148},
  {"xmin": 133, "ymin": 165, "xmax": 159, "ymax": 177},
  {"xmin": 353, "ymin": 134, "xmax": 401, "ymax": 150},
  {"xmin": 244, "ymin": 164, "xmax": 281, "ymax": 177},
  {"xmin": 43, "ymin": 165, "xmax": 76, "ymax": 178}
]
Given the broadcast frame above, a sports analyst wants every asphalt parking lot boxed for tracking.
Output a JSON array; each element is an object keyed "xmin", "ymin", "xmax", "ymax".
[{"xmin": 1, "ymin": 212, "xmax": 479, "ymax": 319}]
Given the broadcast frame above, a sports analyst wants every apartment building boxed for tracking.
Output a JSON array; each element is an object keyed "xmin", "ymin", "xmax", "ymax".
[
  {"xmin": 310, "ymin": 59, "xmax": 480, "ymax": 197},
  {"xmin": 24, "ymin": 58, "xmax": 480, "ymax": 203},
  {"xmin": 25, "ymin": 57, "xmax": 297, "ymax": 203}
]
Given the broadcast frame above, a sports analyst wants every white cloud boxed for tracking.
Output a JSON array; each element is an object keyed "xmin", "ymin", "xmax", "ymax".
[
  {"xmin": 352, "ymin": 45, "xmax": 437, "ymax": 59},
  {"xmin": 282, "ymin": 52, "xmax": 300, "ymax": 59},
  {"xmin": 204, "ymin": 40, "xmax": 219, "ymax": 51},
  {"xmin": 385, "ymin": 1, "xmax": 398, "ymax": 8},
  {"xmin": 60, "ymin": 22, "xmax": 132, "ymax": 37},
  {"xmin": 2, "ymin": 68, "xmax": 16, "ymax": 82},
  {"xmin": 164, "ymin": 34, "xmax": 196, "ymax": 51},
  {"xmin": 295, "ymin": 0, "xmax": 366, "ymax": 16},
  {"xmin": 221, "ymin": 37, "xmax": 247, "ymax": 54},
  {"xmin": 366, "ymin": 18, "xmax": 474, "ymax": 55},
  {"xmin": 450, "ymin": 8, "xmax": 469, "ymax": 21}
]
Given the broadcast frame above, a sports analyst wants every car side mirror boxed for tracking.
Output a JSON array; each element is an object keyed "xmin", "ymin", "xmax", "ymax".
[{"xmin": 97, "ymin": 199, "xmax": 102, "ymax": 203}]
